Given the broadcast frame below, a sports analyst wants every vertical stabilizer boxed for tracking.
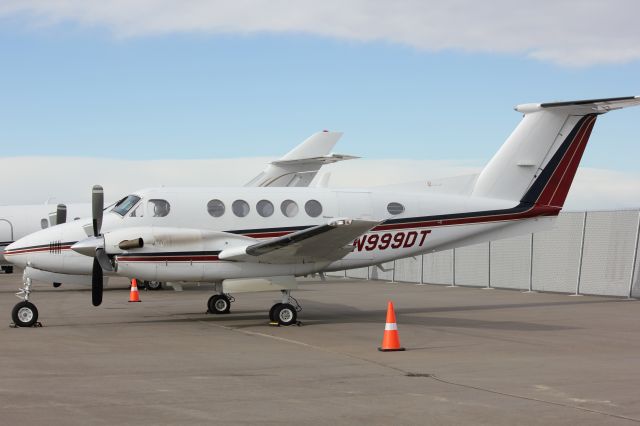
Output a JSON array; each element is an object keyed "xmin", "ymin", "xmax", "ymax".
[{"xmin": 472, "ymin": 96, "xmax": 639, "ymax": 208}]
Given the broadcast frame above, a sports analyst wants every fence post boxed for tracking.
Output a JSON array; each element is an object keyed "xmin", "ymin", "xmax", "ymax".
[
  {"xmin": 530, "ymin": 233, "xmax": 534, "ymax": 291},
  {"xmin": 448, "ymin": 249, "xmax": 456, "ymax": 287},
  {"xmin": 629, "ymin": 210, "xmax": 640, "ymax": 299},
  {"xmin": 523, "ymin": 233, "xmax": 535, "ymax": 293},
  {"xmin": 574, "ymin": 211, "xmax": 588, "ymax": 296},
  {"xmin": 484, "ymin": 241, "xmax": 493, "ymax": 289}
]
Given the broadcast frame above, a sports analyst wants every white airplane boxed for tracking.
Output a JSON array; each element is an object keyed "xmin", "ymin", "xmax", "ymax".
[
  {"xmin": 5, "ymin": 97, "xmax": 639, "ymax": 327},
  {"xmin": 0, "ymin": 203, "xmax": 89, "ymax": 273},
  {"xmin": 0, "ymin": 130, "xmax": 348, "ymax": 279}
]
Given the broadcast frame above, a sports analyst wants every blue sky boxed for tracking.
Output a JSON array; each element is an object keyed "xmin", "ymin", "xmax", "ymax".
[{"xmin": 0, "ymin": 2, "xmax": 639, "ymax": 173}]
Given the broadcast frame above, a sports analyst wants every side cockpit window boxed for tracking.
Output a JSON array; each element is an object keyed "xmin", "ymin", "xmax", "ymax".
[
  {"xmin": 129, "ymin": 203, "xmax": 144, "ymax": 218},
  {"xmin": 149, "ymin": 199, "xmax": 171, "ymax": 217},
  {"xmin": 112, "ymin": 195, "xmax": 141, "ymax": 216}
]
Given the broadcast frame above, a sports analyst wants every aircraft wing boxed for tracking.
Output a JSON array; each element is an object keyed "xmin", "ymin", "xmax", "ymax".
[
  {"xmin": 245, "ymin": 131, "xmax": 358, "ymax": 187},
  {"xmin": 219, "ymin": 218, "xmax": 378, "ymax": 264}
]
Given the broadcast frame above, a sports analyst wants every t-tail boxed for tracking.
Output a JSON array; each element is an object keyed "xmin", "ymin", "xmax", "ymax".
[{"xmin": 472, "ymin": 96, "xmax": 640, "ymax": 211}]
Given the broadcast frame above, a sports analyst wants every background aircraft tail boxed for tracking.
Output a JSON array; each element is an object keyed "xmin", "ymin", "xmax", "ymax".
[{"xmin": 472, "ymin": 96, "xmax": 640, "ymax": 209}]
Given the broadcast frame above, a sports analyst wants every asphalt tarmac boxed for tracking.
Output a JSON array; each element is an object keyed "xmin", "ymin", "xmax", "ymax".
[{"xmin": 1, "ymin": 271, "xmax": 639, "ymax": 425}]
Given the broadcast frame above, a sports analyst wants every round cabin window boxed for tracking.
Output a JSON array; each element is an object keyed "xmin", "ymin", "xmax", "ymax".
[
  {"xmin": 232, "ymin": 200, "xmax": 250, "ymax": 217},
  {"xmin": 207, "ymin": 199, "xmax": 225, "ymax": 217},
  {"xmin": 281, "ymin": 200, "xmax": 299, "ymax": 218},
  {"xmin": 387, "ymin": 202, "xmax": 405, "ymax": 215},
  {"xmin": 256, "ymin": 200, "xmax": 274, "ymax": 217},
  {"xmin": 305, "ymin": 200, "xmax": 323, "ymax": 217}
]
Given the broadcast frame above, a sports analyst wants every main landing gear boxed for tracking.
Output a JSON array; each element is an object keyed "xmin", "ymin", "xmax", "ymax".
[
  {"xmin": 141, "ymin": 280, "xmax": 163, "ymax": 291},
  {"xmin": 207, "ymin": 282, "xmax": 234, "ymax": 314},
  {"xmin": 269, "ymin": 290, "xmax": 302, "ymax": 327},
  {"xmin": 11, "ymin": 271, "xmax": 41, "ymax": 328}
]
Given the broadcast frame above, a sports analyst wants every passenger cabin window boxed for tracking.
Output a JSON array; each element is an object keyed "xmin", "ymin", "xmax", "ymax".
[
  {"xmin": 305, "ymin": 200, "xmax": 322, "ymax": 217},
  {"xmin": 207, "ymin": 199, "xmax": 225, "ymax": 217},
  {"xmin": 112, "ymin": 195, "xmax": 141, "ymax": 216},
  {"xmin": 387, "ymin": 202, "xmax": 405, "ymax": 215},
  {"xmin": 257, "ymin": 200, "xmax": 274, "ymax": 217},
  {"xmin": 232, "ymin": 200, "xmax": 250, "ymax": 217},
  {"xmin": 148, "ymin": 199, "xmax": 171, "ymax": 217},
  {"xmin": 281, "ymin": 200, "xmax": 298, "ymax": 218}
]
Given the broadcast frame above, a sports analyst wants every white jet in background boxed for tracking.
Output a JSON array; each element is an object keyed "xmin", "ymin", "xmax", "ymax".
[
  {"xmin": 5, "ymin": 97, "xmax": 639, "ymax": 327},
  {"xmin": 0, "ymin": 203, "xmax": 90, "ymax": 274}
]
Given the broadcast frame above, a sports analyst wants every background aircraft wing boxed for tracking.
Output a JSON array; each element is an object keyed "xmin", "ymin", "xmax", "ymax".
[
  {"xmin": 245, "ymin": 131, "xmax": 358, "ymax": 187},
  {"xmin": 219, "ymin": 218, "xmax": 378, "ymax": 264}
]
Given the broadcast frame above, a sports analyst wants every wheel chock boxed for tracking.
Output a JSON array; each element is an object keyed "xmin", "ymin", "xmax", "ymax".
[
  {"xmin": 10, "ymin": 321, "xmax": 43, "ymax": 328},
  {"xmin": 269, "ymin": 321, "xmax": 303, "ymax": 327}
]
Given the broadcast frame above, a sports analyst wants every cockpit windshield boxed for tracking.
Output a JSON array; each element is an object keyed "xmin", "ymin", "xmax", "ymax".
[{"xmin": 111, "ymin": 195, "xmax": 141, "ymax": 216}]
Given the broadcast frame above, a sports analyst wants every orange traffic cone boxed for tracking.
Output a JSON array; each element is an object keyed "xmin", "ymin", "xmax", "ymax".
[
  {"xmin": 128, "ymin": 278, "xmax": 141, "ymax": 303},
  {"xmin": 378, "ymin": 301, "xmax": 405, "ymax": 351}
]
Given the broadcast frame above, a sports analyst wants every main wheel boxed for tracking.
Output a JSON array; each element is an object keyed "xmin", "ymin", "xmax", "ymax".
[
  {"xmin": 145, "ymin": 281, "xmax": 163, "ymax": 291},
  {"xmin": 274, "ymin": 303, "xmax": 297, "ymax": 326},
  {"xmin": 207, "ymin": 294, "xmax": 231, "ymax": 314},
  {"xmin": 53, "ymin": 282, "xmax": 62, "ymax": 288},
  {"xmin": 2, "ymin": 266, "xmax": 13, "ymax": 274},
  {"xmin": 12, "ymin": 301, "xmax": 39, "ymax": 327},
  {"xmin": 269, "ymin": 303, "xmax": 283, "ymax": 322}
]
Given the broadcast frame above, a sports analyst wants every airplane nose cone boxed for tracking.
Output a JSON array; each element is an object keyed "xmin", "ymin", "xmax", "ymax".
[
  {"xmin": 71, "ymin": 236, "xmax": 103, "ymax": 257},
  {"xmin": 3, "ymin": 238, "xmax": 28, "ymax": 267}
]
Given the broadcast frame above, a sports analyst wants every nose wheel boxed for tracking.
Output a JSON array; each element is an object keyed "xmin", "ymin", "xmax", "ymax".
[{"xmin": 11, "ymin": 301, "xmax": 39, "ymax": 327}]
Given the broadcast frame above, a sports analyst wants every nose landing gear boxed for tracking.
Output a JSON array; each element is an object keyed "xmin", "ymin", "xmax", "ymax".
[{"xmin": 11, "ymin": 271, "xmax": 42, "ymax": 327}]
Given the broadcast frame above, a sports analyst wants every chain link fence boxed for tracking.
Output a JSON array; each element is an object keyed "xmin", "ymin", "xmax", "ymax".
[{"xmin": 328, "ymin": 209, "xmax": 640, "ymax": 298}]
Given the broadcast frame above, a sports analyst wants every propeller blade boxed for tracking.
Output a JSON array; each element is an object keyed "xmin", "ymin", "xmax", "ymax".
[
  {"xmin": 92, "ymin": 185, "xmax": 104, "ymax": 237},
  {"xmin": 95, "ymin": 247, "xmax": 114, "ymax": 272},
  {"xmin": 56, "ymin": 204, "xmax": 67, "ymax": 225},
  {"xmin": 91, "ymin": 257, "xmax": 103, "ymax": 306}
]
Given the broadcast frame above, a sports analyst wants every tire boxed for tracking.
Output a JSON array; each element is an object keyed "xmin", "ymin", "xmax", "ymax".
[
  {"xmin": 207, "ymin": 294, "xmax": 231, "ymax": 314},
  {"xmin": 274, "ymin": 303, "xmax": 297, "ymax": 326},
  {"xmin": 2, "ymin": 266, "xmax": 13, "ymax": 274},
  {"xmin": 145, "ymin": 281, "xmax": 163, "ymax": 291},
  {"xmin": 11, "ymin": 301, "xmax": 38, "ymax": 327},
  {"xmin": 269, "ymin": 303, "xmax": 283, "ymax": 322},
  {"xmin": 53, "ymin": 282, "xmax": 62, "ymax": 288}
]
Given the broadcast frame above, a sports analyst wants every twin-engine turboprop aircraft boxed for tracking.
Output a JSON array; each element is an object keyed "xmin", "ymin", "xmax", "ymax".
[{"xmin": 5, "ymin": 96, "xmax": 640, "ymax": 327}]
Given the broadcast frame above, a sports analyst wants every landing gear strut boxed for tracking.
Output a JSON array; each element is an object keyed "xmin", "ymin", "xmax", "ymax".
[
  {"xmin": 207, "ymin": 282, "xmax": 233, "ymax": 314},
  {"xmin": 11, "ymin": 271, "xmax": 41, "ymax": 327},
  {"xmin": 269, "ymin": 290, "xmax": 301, "ymax": 326}
]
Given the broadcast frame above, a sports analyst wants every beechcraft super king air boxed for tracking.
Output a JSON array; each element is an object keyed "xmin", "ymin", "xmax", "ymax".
[{"xmin": 5, "ymin": 96, "xmax": 640, "ymax": 327}]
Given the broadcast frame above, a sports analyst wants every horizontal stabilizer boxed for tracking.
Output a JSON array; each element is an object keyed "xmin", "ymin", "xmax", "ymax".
[{"xmin": 246, "ymin": 131, "xmax": 358, "ymax": 187}]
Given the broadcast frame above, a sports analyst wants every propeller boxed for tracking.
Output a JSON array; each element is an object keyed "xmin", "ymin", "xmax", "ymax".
[
  {"xmin": 56, "ymin": 204, "xmax": 67, "ymax": 225},
  {"xmin": 91, "ymin": 185, "xmax": 105, "ymax": 306}
]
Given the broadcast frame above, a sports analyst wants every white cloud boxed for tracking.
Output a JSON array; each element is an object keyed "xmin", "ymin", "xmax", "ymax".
[
  {"xmin": 1, "ymin": 156, "xmax": 637, "ymax": 211},
  {"xmin": 1, "ymin": 0, "xmax": 639, "ymax": 66}
]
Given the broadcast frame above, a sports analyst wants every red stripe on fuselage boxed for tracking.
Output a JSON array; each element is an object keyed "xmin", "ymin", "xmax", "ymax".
[{"xmin": 3, "ymin": 246, "xmax": 73, "ymax": 256}]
